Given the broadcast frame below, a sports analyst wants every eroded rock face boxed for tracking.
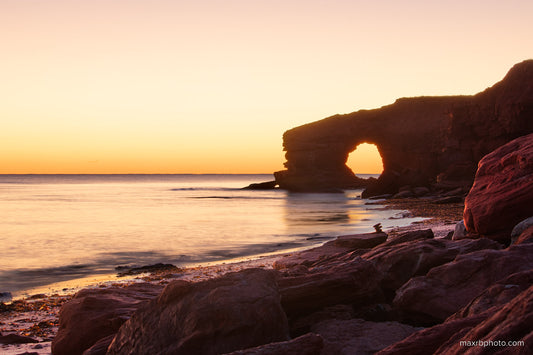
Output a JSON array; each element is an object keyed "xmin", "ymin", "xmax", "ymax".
[
  {"xmin": 463, "ymin": 133, "xmax": 533, "ymax": 242},
  {"xmin": 274, "ymin": 60, "xmax": 533, "ymax": 195},
  {"xmin": 107, "ymin": 269, "xmax": 289, "ymax": 355},
  {"xmin": 393, "ymin": 244, "xmax": 533, "ymax": 325}
]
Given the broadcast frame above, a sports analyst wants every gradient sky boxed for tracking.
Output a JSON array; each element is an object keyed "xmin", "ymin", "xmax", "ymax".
[{"xmin": 1, "ymin": 0, "xmax": 532, "ymax": 174}]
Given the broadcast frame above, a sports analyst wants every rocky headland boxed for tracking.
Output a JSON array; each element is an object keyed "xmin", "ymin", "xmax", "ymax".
[{"xmin": 274, "ymin": 60, "xmax": 533, "ymax": 196}]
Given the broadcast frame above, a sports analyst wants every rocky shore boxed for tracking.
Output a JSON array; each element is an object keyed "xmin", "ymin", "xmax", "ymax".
[{"xmin": 2, "ymin": 133, "xmax": 532, "ymax": 354}]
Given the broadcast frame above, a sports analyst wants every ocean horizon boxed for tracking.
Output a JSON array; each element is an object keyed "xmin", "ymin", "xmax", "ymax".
[{"xmin": 0, "ymin": 174, "xmax": 423, "ymax": 299}]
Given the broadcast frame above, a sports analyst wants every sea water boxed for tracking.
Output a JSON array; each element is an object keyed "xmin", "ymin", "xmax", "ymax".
[{"xmin": 0, "ymin": 174, "xmax": 423, "ymax": 298}]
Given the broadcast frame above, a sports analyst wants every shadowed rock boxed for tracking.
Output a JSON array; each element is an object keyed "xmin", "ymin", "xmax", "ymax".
[
  {"xmin": 393, "ymin": 244, "xmax": 533, "ymax": 325},
  {"xmin": 311, "ymin": 318, "xmax": 421, "ymax": 355},
  {"xmin": 222, "ymin": 333, "xmax": 324, "ymax": 355},
  {"xmin": 107, "ymin": 269, "xmax": 289, "ymax": 355},
  {"xmin": 52, "ymin": 283, "xmax": 163, "ymax": 355}
]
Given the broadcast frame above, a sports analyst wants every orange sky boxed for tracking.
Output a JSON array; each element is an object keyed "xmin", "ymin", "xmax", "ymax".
[{"xmin": 1, "ymin": 0, "xmax": 532, "ymax": 174}]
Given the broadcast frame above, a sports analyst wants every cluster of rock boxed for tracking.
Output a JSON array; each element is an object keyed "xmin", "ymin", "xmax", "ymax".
[
  {"xmin": 50, "ymin": 133, "xmax": 533, "ymax": 354},
  {"xmin": 50, "ymin": 228, "xmax": 532, "ymax": 355},
  {"xmin": 274, "ymin": 60, "xmax": 533, "ymax": 196}
]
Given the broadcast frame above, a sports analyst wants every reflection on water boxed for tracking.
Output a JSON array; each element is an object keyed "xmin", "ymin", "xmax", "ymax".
[{"xmin": 0, "ymin": 174, "xmax": 424, "ymax": 297}]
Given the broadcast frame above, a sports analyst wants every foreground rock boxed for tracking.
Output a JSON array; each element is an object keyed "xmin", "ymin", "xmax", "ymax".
[
  {"xmin": 277, "ymin": 257, "xmax": 384, "ymax": 319},
  {"xmin": 107, "ymin": 269, "xmax": 289, "ymax": 355},
  {"xmin": 52, "ymin": 283, "xmax": 163, "ymax": 355},
  {"xmin": 311, "ymin": 318, "xmax": 420, "ymax": 355},
  {"xmin": 362, "ymin": 237, "xmax": 502, "ymax": 300},
  {"xmin": 379, "ymin": 285, "xmax": 533, "ymax": 355},
  {"xmin": 275, "ymin": 60, "xmax": 533, "ymax": 194},
  {"xmin": 223, "ymin": 333, "xmax": 324, "ymax": 355},
  {"xmin": 393, "ymin": 244, "xmax": 533, "ymax": 325},
  {"xmin": 463, "ymin": 133, "xmax": 533, "ymax": 243}
]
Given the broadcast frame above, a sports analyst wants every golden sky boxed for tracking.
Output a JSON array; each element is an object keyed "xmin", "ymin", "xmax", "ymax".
[{"xmin": 1, "ymin": 0, "xmax": 532, "ymax": 174}]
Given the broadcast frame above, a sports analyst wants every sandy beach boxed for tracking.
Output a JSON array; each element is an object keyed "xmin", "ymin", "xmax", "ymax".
[{"xmin": 0, "ymin": 198, "xmax": 463, "ymax": 355}]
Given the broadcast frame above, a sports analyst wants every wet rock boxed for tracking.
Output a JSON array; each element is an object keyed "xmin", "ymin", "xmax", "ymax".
[
  {"xmin": 278, "ymin": 257, "xmax": 383, "ymax": 318},
  {"xmin": 116, "ymin": 263, "xmax": 180, "ymax": 277},
  {"xmin": 464, "ymin": 133, "xmax": 533, "ymax": 243},
  {"xmin": 107, "ymin": 269, "xmax": 289, "ymax": 355},
  {"xmin": 393, "ymin": 244, "xmax": 533, "ymax": 325},
  {"xmin": 243, "ymin": 180, "xmax": 278, "ymax": 190},
  {"xmin": 311, "ymin": 318, "xmax": 421, "ymax": 355},
  {"xmin": 0, "ymin": 333, "xmax": 39, "ymax": 344},
  {"xmin": 52, "ymin": 282, "xmax": 163, "ymax": 355},
  {"xmin": 223, "ymin": 333, "xmax": 324, "ymax": 355}
]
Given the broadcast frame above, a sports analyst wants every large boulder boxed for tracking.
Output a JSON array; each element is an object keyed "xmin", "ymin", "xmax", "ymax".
[
  {"xmin": 277, "ymin": 257, "xmax": 384, "ymax": 319},
  {"xmin": 463, "ymin": 133, "xmax": 533, "ymax": 243},
  {"xmin": 52, "ymin": 282, "xmax": 163, "ymax": 355},
  {"xmin": 393, "ymin": 244, "xmax": 533, "ymax": 325},
  {"xmin": 107, "ymin": 269, "xmax": 289, "ymax": 355}
]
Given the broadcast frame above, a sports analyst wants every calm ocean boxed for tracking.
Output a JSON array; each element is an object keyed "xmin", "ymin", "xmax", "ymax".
[{"xmin": 0, "ymin": 174, "xmax": 422, "ymax": 299}]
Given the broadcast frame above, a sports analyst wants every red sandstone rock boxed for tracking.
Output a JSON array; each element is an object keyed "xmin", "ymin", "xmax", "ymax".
[
  {"xmin": 222, "ymin": 333, "xmax": 324, "ymax": 355},
  {"xmin": 379, "ymin": 272, "xmax": 533, "ymax": 354},
  {"xmin": 362, "ymin": 238, "xmax": 502, "ymax": 296},
  {"xmin": 272, "ymin": 232, "xmax": 386, "ymax": 271},
  {"xmin": 450, "ymin": 269, "xmax": 533, "ymax": 320},
  {"xmin": 327, "ymin": 232, "xmax": 387, "ymax": 249},
  {"xmin": 377, "ymin": 313, "xmax": 489, "ymax": 355},
  {"xmin": 278, "ymin": 257, "xmax": 384, "ymax": 318},
  {"xmin": 393, "ymin": 244, "xmax": 533, "ymax": 325},
  {"xmin": 51, "ymin": 282, "xmax": 163, "ymax": 355},
  {"xmin": 275, "ymin": 60, "xmax": 533, "ymax": 195},
  {"xmin": 515, "ymin": 225, "xmax": 533, "ymax": 245},
  {"xmin": 379, "ymin": 229, "xmax": 434, "ymax": 248},
  {"xmin": 434, "ymin": 285, "xmax": 533, "ymax": 355},
  {"xmin": 463, "ymin": 133, "xmax": 533, "ymax": 242},
  {"xmin": 107, "ymin": 269, "xmax": 289, "ymax": 355},
  {"xmin": 311, "ymin": 318, "xmax": 421, "ymax": 355}
]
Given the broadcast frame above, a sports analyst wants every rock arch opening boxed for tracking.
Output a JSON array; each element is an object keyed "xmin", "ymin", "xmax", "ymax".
[{"xmin": 346, "ymin": 143, "xmax": 384, "ymax": 178}]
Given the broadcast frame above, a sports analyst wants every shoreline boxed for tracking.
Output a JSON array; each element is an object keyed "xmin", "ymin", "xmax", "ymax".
[{"xmin": 1, "ymin": 198, "xmax": 463, "ymax": 355}]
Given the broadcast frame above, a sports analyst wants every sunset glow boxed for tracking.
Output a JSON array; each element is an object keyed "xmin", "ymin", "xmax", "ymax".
[{"xmin": 1, "ymin": 0, "xmax": 532, "ymax": 174}]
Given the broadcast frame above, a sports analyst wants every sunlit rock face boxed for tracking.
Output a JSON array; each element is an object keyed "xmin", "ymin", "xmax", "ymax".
[{"xmin": 274, "ymin": 60, "xmax": 533, "ymax": 195}]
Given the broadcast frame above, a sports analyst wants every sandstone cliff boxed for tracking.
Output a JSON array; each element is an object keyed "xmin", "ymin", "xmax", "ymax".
[{"xmin": 274, "ymin": 60, "xmax": 533, "ymax": 195}]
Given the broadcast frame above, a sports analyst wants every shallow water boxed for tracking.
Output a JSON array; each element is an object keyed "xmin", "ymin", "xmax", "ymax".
[{"xmin": 0, "ymin": 174, "xmax": 423, "ymax": 297}]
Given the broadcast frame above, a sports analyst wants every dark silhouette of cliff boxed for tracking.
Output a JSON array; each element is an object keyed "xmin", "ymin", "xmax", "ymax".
[{"xmin": 274, "ymin": 60, "xmax": 533, "ymax": 196}]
